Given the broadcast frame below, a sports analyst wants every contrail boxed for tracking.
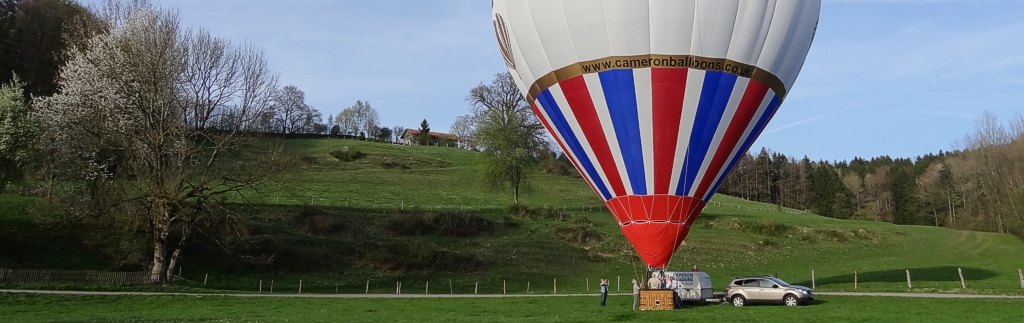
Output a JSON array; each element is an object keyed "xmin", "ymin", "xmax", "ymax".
[{"xmin": 763, "ymin": 108, "xmax": 848, "ymax": 134}]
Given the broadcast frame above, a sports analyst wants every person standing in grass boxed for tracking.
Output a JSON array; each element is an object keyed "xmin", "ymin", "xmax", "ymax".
[
  {"xmin": 600, "ymin": 278, "xmax": 610, "ymax": 306},
  {"xmin": 632, "ymin": 279, "xmax": 640, "ymax": 310}
]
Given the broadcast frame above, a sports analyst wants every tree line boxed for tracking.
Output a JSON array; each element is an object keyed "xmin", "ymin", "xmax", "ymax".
[{"xmin": 717, "ymin": 112, "xmax": 1024, "ymax": 237}]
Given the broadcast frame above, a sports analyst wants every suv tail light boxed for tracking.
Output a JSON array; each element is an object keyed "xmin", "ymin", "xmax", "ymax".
[{"xmin": 725, "ymin": 287, "xmax": 730, "ymax": 293}]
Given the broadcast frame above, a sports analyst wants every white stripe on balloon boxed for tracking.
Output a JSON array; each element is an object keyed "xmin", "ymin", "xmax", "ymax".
[
  {"xmin": 688, "ymin": 77, "xmax": 750, "ymax": 197},
  {"xmin": 549, "ymin": 85, "xmax": 617, "ymax": 202},
  {"xmin": 583, "ymin": 73, "xmax": 632, "ymax": 199}
]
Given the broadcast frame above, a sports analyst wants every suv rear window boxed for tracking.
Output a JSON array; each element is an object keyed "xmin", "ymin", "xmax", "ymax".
[{"xmin": 742, "ymin": 280, "xmax": 759, "ymax": 287}]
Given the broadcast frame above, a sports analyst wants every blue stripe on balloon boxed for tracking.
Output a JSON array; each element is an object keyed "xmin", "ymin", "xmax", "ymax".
[
  {"xmin": 598, "ymin": 70, "xmax": 647, "ymax": 195},
  {"xmin": 537, "ymin": 89, "xmax": 613, "ymax": 201},
  {"xmin": 676, "ymin": 71, "xmax": 739, "ymax": 196},
  {"xmin": 705, "ymin": 95, "xmax": 781, "ymax": 201}
]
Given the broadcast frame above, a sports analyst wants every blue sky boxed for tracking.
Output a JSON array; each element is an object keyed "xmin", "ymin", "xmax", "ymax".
[{"xmin": 80, "ymin": 0, "xmax": 1024, "ymax": 162}]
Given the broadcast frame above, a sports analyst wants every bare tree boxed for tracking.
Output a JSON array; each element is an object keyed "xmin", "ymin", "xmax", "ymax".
[
  {"xmin": 392, "ymin": 124, "xmax": 404, "ymax": 143},
  {"xmin": 270, "ymin": 85, "xmax": 309, "ymax": 134},
  {"xmin": 34, "ymin": 2, "xmax": 286, "ymax": 285},
  {"xmin": 335, "ymin": 108, "xmax": 359, "ymax": 135},
  {"xmin": 357, "ymin": 101, "xmax": 380, "ymax": 139},
  {"xmin": 333, "ymin": 100, "xmax": 379, "ymax": 138},
  {"xmin": 449, "ymin": 114, "xmax": 475, "ymax": 150}
]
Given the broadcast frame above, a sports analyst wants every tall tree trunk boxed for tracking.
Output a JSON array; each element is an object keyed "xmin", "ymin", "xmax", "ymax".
[
  {"xmin": 165, "ymin": 225, "xmax": 191, "ymax": 283},
  {"xmin": 513, "ymin": 184, "xmax": 520, "ymax": 205},
  {"xmin": 150, "ymin": 228, "xmax": 169, "ymax": 285},
  {"xmin": 0, "ymin": 165, "xmax": 8, "ymax": 195},
  {"xmin": 150, "ymin": 201, "xmax": 174, "ymax": 285},
  {"xmin": 166, "ymin": 247, "xmax": 183, "ymax": 283},
  {"xmin": 947, "ymin": 193, "xmax": 955, "ymax": 227}
]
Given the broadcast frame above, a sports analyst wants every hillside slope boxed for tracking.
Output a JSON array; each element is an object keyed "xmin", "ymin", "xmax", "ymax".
[{"xmin": 1, "ymin": 138, "xmax": 1022, "ymax": 295}]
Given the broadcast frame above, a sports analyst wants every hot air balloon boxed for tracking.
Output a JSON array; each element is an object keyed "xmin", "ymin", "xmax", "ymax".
[{"xmin": 491, "ymin": 0, "xmax": 820, "ymax": 269}]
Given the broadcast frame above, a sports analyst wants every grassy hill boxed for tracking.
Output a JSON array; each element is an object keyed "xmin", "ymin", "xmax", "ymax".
[{"xmin": 2, "ymin": 138, "xmax": 1023, "ymax": 295}]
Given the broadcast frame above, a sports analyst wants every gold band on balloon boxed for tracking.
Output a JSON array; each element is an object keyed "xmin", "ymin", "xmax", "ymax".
[{"xmin": 526, "ymin": 54, "xmax": 787, "ymax": 104}]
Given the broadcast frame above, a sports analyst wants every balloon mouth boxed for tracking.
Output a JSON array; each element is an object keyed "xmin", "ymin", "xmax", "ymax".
[{"xmin": 606, "ymin": 195, "xmax": 705, "ymax": 269}]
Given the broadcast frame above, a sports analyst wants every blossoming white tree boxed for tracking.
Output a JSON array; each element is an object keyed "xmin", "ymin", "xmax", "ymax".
[
  {"xmin": 34, "ymin": 1, "xmax": 286, "ymax": 285},
  {"xmin": 0, "ymin": 75, "xmax": 38, "ymax": 194}
]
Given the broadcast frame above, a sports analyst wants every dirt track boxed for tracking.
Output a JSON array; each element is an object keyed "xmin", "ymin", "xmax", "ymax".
[{"xmin": 2, "ymin": 289, "xmax": 1022, "ymax": 299}]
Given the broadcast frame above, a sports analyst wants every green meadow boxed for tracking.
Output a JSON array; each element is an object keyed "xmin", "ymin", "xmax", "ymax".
[
  {"xmin": 1, "ymin": 293, "xmax": 1022, "ymax": 322},
  {"xmin": 2, "ymin": 138, "xmax": 1023, "ymax": 297}
]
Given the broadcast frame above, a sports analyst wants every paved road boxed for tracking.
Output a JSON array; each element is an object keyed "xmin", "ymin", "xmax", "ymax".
[
  {"xmin": 816, "ymin": 292, "xmax": 1024, "ymax": 299},
  {"xmin": 2, "ymin": 289, "xmax": 1022, "ymax": 299},
  {"xmin": 0, "ymin": 289, "xmax": 630, "ymax": 298}
]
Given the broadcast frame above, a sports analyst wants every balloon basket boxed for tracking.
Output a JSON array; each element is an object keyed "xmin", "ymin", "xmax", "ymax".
[{"xmin": 638, "ymin": 290, "xmax": 675, "ymax": 311}]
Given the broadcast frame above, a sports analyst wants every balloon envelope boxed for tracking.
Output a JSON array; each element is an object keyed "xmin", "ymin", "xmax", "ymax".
[{"xmin": 492, "ymin": 0, "xmax": 820, "ymax": 268}]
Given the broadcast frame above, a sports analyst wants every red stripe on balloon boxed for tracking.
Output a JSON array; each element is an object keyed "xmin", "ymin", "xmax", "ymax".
[
  {"xmin": 610, "ymin": 195, "xmax": 706, "ymax": 268},
  {"xmin": 559, "ymin": 76, "xmax": 628, "ymax": 197},
  {"xmin": 691, "ymin": 80, "xmax": 770, "ymax": 200},
  {"xmin": 531, "ymin": 102, "xmax": 603, "ymax": 201},
  {"xmin": 651, "ymin": 68, "xmax": 688, "ymax": 195}
]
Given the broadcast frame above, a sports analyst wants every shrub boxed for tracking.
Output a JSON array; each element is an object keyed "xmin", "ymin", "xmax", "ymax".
[
  {"xmin": 365, "ymin": 242, "xmax": 482, "ymax": 272},
  {"xmin": 380, "ymin": 211, "xmax": 433, "ymax": 236},
  {"xmin": 500, "ymin": 214, "xmax": 521, "ymax": 227},
  {"xmin": 507, "ymin": 204, "xmax": 535, "ymax": 220},
  {"xmin": 820, "ymin": 228, "xmax": 851, "ymax": 242},
  {"xmin": 744, "ymin": 221, "xmax": 792, "ymax": 236},
  {"xmin": 380, "ymin": 211, "xmax": 496, "ymax": 238},
  {"xmin": 298, "ymin": 156, "xmax": 319, "ymax": 166},
  {"xmin": 539, "ymin": 158, "xmax": 571, "ymax": 176},
  {"xmin": 555, "ymin": 221, "xmax": 602, "ymax": 246},
  {"xmin": 430, "ymin": 211, "xmax": 496, "ymax": 237},
  {"xmin": 378, "ymin": 157, "xmax": 410, "ymax": 170},
  {"xmin": 540, "ymin": 207, "xmax": 572, "ymax": 222},
  {"xmin": 292, "ymin": 206, "xmax": 351, "ymax": 237},
  {"xmin": 329, "ymin": 147, "xmax": 366, "ymax": 162}
]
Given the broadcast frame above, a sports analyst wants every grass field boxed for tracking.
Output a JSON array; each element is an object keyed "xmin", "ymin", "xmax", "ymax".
[
  {"xmin": 1, "ymin": 293, "xmax": 1023, "ymax": 322},
  {"xmin": 2, "ymin": 138, "xmax": 1024, "ymax": 297}
]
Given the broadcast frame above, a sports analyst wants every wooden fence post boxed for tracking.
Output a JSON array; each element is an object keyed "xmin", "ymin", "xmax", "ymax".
[
  {"xmin": 811, "ymin": 270, "xmax": 815, "ymax": 289},
  {"xmin": 260, "ymin": 280, "xmax": 263, "ymax": 293},
  {"xmin": 503, "ymin": 280, "xmax": 506, "ymax": 295},
  {"xmin": 618, "ymin": 276, "xmax": 621, "ymax": 292},
  {"xmin": 854, "ymin": 271, "xmax": 858, "ymax": 290},
  {"xmin": 527, "ymin": 281, "xmax": 531, "ymax": 292},
  {"xmin": 426, "ymin": 281, "xmax": 429, "ymax": 295},
  {"xmin": 475, "ymin": 281, "xmax": 478, "ymax": 294},
  {"xmin": 586, "ymin": 278, "xmax": 590, "ymax": 292},
  {"xmin": 396, "ymin": 281, "xmax": 399, "ymax": 294},
  {"xmin": 906, "ymin": 270, "xmax": 912, "ymax": 289},
  {"xmin": 554, "ymin": 278, "xmax": 557, "ymax": 294},
  {"xmin": 203, "ymin": 273, "xmax": 208, "ymax": 286},
  {"xmin": 271, "ymin": 280, "xmax": 274, "ymax": 293},
  {"xmin": 299, "ymin": 279, "xmax": 302, "ymax": 294},
  {"xmin": 449, "ymin": 279, "xmax": 453, "ymax": 294},
  {"xmin": 366, "ymin": 280, "xmax": 369, "ymax": 294},
  {"xmin": 958, "ymin": 268, "xmax": 966, "ymax": 289},
  {"xmin": 1018, "ymin": 269, "xmax": 1023, "ymax": 289}
]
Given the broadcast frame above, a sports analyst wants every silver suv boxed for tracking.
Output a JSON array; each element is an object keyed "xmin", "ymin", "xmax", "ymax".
[{"xmin": 725, "ymin": 276, "xmax": 813, "ymax": 307}]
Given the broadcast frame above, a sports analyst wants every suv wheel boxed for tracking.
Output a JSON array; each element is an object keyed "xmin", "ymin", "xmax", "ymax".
[
  {"xmin": 731, "ymin": 295, "xmax": 746, "ymax": 307},
  {"xmin": 784, "ymin": 294, "xmax": 799, "ymax": 307}
]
